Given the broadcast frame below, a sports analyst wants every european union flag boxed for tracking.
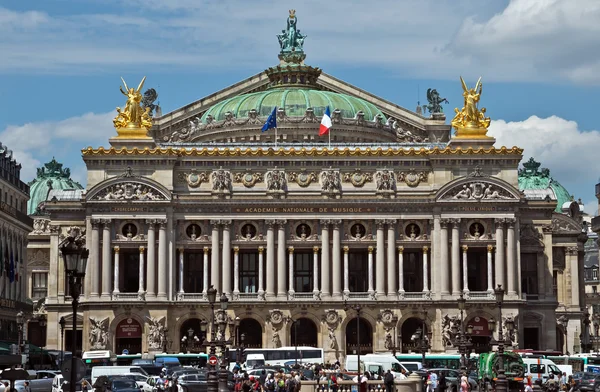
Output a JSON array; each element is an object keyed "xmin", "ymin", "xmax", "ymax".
[{"xmin": 261, "ymin": 107, "xmax": 277, "ymax": 132}]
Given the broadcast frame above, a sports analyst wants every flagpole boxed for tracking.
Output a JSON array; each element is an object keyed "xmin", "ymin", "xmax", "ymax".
[
  {"xmin": 328, "ymin": 129, "xmax": 331, "ymax": 150},
  {"xmin": 275, "ymin": 127, "xmax": 278, "ymax": 148}
]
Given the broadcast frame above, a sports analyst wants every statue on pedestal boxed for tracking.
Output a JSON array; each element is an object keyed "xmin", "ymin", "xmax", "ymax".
[
  {"xmin": 451, "ymin": 77, "xmax": 492, "ymax": 139},
  {"xmin": 113, "ymin": 77, "xmax": 153, "ymax": 131}
]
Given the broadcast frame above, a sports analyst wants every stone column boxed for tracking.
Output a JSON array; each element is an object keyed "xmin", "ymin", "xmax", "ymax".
[
  {"xmin": 506, "ymin": 218, "xmax": 517, "ymax": 296},
  {"xmin": 367, "ymin": 246, "xmax": 375, "ymax": 296},
  {"xmin": 569, "ymin": 247, "xmax": 580, "ymax": 307},
  {"xmin": 146, "ymin": 219, "xmax": 156, "ymax": 299},
  {"xmin": 112, "ymin": 246, "xmax": 120, "ymax": 295},
  {"xmin": 422, "ymin": 246, "xmax": 429, "ymax": 293},
  {"xmin": 495, "ymin": 219, "xmax": 505, "ymax": 289},
  {"xmin": 332, "ymin": 220, "xmax": 342, "ymax": 297},
  {"xmin": 343, "ymin": 246, "xmax": 350, "ymax": 296},
  {"xmin": 222, "ymin": 220, "xmax": 232, "ymax": 296},
  {"xmin": 288, "ymin": 246, "xmax": 295, "ymax": 297},
  {"xmin": 258, "ymin": 246, "xmax": 265, "ymax": 298},
  {"xmin": 203, "ymin": 247, "xmax": 209, "ymax": 295},
  {"xmin": 440, "ymin": 219, "xmax": 450, "ymax": 296},
  {"xmin": 462, "ymin": 245, "xmax": 469, "ymax": 293},
  {"xmin": 178, "ymin": 247, "xmax": 184, "ymax": 295},
  {"xmin": 487, "ymin": 245, "xmax": 494, "ymax": 292},
  {"xmin": 375, "ymin": 220, "xmax": 385, "ymax": 297},
  {"xmin": 233, "ymin": 247, "xmax": 240, "ymax": 298},
  {"xmin": 101, "ymin": 219, "xmax": 112, "ymax": 300},
  {"xmin": 138, "ymin": 246, "xmax": 145, "ymax": 295},
  {"xmin": 398, "ymin": 247, "xmax": 404, "ymax": 295},
  {"xmin": 320, "ymin": 220, "xmax": 331, "ymax": 298},
  {"xmin": 157, "ymin": 219, "xmax": 168, "ymax": 299},
  {"xmin": 265, "ymin": 220, "xmax": 276, "ymax": 298},
  {"xmin": 277, "ymin": 220, "xmax": 287, "ymax": 298},
  {"xmin": 210, "ymin": 220, "xmax": 221, "ymax": 293},
  {"xmin": 451, "ymin": 218, "xmax": 461, "ymax": 296},
  {"xmin": 90, "ymin": 219, "xmax": 101, "ymax": 298},
  {"xmin": 313, "ymin": 246, "xmax": 320, "ymax": 296},
  {"xmin": 387, "ymin": 220, "xmax": 397, "ymax": 296}
]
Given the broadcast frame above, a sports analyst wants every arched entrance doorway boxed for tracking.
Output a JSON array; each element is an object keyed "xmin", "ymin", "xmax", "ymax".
[
  {"xmin": 291, "ymin": 318, "xmax": 318, "ymax": 347},
  {"xmin": 401, "ymin": 317, "xmax": 426, "ymax": 353},
  {"xmin": 467, "ymin": 316, "xmax": 491, "ymax": 353},
  {"xmin": 556, "ymin": 326, "xmax": 565, "ymax": 354},
  {"xmin": 115, "ymin": 318, "xmax": 142, "ymax": 355},
  {"xmin": 239, "ymin": 319, "xmax": 262, "ymax": 348},
  {"xmin": 346, "ymin": 317, "xmax": 372, "ymax": 355},
  {"xmin": 179, "ymin": 318, "xmax": 206, "ymax": 353}
]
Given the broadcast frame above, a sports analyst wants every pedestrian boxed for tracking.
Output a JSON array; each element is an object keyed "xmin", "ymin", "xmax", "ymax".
[
  {"xmin": 460, "ymin": 372, "xmax": 469, "ymax": 392},
  {"xmin": 427, "ymin": 371, "xmax": 438, "ymax": 392},
  {"xmin": 560, "ymin": 373, "xmax": 567, "ymax": 391},
  {"xmin": 23, "ymin": 381, "xmax": 31, "ymax": 392},
  {"xmin": 384, "ymin": 369, "xmax": 395, "ymax": 392},
  {"xmin": 438, "ymin": 371, "xmax": 446, "ymax": 392}
]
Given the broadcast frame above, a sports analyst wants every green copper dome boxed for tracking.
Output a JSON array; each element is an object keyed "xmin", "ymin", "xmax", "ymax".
[
  {"xmin": 518, "ymin": 157, "xmax": 572, "ymax": 213},
  {"xmin": 28, "ymin": 158, "xmax": 83, "ymax": 215},
  {"xmin": 200, "ymin": 88, "xmax": 386, "ymax": 123}
]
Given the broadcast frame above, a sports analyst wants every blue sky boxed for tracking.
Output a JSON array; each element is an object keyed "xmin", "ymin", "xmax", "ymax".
[{"xmin": 0, "ymin": 0, "xmax": 599, "ymax": 214}]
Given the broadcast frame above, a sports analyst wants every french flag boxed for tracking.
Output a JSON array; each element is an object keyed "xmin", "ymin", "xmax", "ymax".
[{"xmin": 319, "ymin": 106, "xmax": 332, "ymax": 136}]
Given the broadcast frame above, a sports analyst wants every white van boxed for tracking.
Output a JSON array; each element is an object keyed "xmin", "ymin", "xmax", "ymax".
[
  {"xmin": 245, "ymin": 354, "xmax": 265, "ymax": 370},
  {"xmin": 347, "ymin": 354, "xmax": 407, "ymax": 379},
  {"xmin": 522, "ymin": 358, "xmax": 562, "ymax": 383},
  {"xmin": 91, "ymin": 366, "xmax": 148, "ymax": 385}
]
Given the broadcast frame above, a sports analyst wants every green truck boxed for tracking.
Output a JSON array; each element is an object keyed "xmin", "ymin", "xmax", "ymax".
[{"xmin": 478, "ymin": 352, "xmax": 526, "ymax": 392}]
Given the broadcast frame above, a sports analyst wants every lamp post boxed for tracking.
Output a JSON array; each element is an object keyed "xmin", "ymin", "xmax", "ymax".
[
  {"xmin": 289, "ymin": 319, "xmax": 299, "ymax": 368},
  {"xmin": 453, "ymin": 293, "xmax": 473, "ymax": 371},
  {"xmin": 39, "ymin": 315, "xmax": 47, "ymax": 369},
  {"xmin": 59, "ymin": 317, "xmax": 66, "ymax": 367},
  {"xmin": 411, "ymin": 310, "xmax": 431, "ymax": 368},
  {"xmin": 489, "ymin": 284, "xmax": 513, "ymax": 392},
  {"xmin": 206, "ymin": 286, "xmax": 218, "ymax": 392},
  {"xmin": 218, "ymin": 292, "xmax": 229, "ymax": 392},
  {"xmin": 16, "ymin": 311, "xmax": 24, "ymax": 355},
  {"xmin": 60, "ymin": 233, "xmax": 89, "ymax": 392},
  {"xmin": 344, "ymin": 301, "xmax": 362, "ymax": 387},
  {"xmin": 582, "ymin": 308, "xmax": 592, "ymax": 353}
]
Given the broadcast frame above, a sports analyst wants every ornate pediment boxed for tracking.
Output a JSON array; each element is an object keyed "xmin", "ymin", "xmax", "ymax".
[
  {"xmin": 86, "ymin": 170, "xmax": 171, "ymax": 202},
  {"xmin": 520, "ymin": 224, "xmax": 544, "ymax": 247},
  {"xmin": 437, "ymin": 176, "xmax": 520, "ymax": 202},
  {"xmin": 28, "ymin": 249, "xmax": 49, "ymax": 268},
  {"xmin": 551, "ymin": 213, "xmax": 581, "ymax": 233}
]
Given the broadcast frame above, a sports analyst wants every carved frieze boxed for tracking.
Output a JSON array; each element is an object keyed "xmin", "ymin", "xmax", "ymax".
[
  {"xmin": 398, "ymin": 169, "xmax": 430, "ymax": 187},
  {"xmin": 439, "ymin": 179, "xmax": 517, "ymax": 201},
  {"xmin": 520, "ymin": 224, "xmax": 544, "ymax": 247},
  {"xmin": 92, "ymin": 182, "xmax": 166, "ymax": 201},
  {"xmin": 375, "ymin": 169, "xmax": 396, "ymax": 197},
  {"xmin": 28, "ymin": 249, "xmax": 49, "ymax": 268},
  {"xmin": 343, "ymin": 169, "xmax": 372, "ymax": 187},
  {"xmin": 265, "ymin": 168, "xmax": 287, "ymax": 198},
  {"xmin": 552, "ymin": 215, "xmax": 581, "ymax": 233},
  {"xmin": 234, "ymin": 171, "xmax": 263, "ymax": 188},
  {"xmin": 211, "ymin": 168, "xmax": 232, "ymax": 198}
]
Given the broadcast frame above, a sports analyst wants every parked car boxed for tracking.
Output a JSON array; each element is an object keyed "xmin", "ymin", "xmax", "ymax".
[
  {"xmin": 578, "ymin": 372, "xmax": 600, "ymax": 392},
  {"xmin": 572, "ymin": 372, "xmax": 585, "ymax": 390},
  {"xmin": 110, "ymin": 377, "xmax": 142, "ymax": 392},
  {"xmin": 177, "ymin": 373, "xmax": 207, "ymax": 392},
  {"xmin": 144, "ymin": 376, "xmax": 161, "ymax": 392}
]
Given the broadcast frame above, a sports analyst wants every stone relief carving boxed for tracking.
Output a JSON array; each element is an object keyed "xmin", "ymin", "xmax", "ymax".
[
  {"xmin": 28, "ymin": 249, "xmax": 49, "ymax": 267},
  {"xmin": 503, "ymin": 316, "xmax": 518, "ymax": 347},
  {"xmin": 552, "ymin": 215, "xmax": 580, "ymax": 232},
  {"xmin": 320, "ymin": 168, "xmax": 341, "ymax": 198},
  {"xmin": 147, "ymin": 316, "xmax": 166, "ymax": 350},
  {"xmin": 378, "ymin": 309, "xmax": 396, "ymax": 328},
  {"xmin": 441, "ymin": 181, "xmax": 515, "ymax": 201},
  {"xmin": 343, "ymin": 170, "xmax": 372, "ymax": 187},
  {"xmin": 32, "ymin": 218, "xmax": 51, "ymax": 235},
  {"xmin": 328, "ymin": 328, "xmax": 338, "ymax": 350},
  {"xmin": 267, "ymin": 309, "xmax": 285, "ymax": 328},
  {"xmin": 211, "ymin": 168, "xmax": 232, "ymax": 196},
  {"xmin": 398, "ymin": 169, "xmax": 430, "ymax": 187},
  {"xmin": 520, "ymin": 224, "xmax": 544, "ymax": 247},
  {"xmin": 323, "ymin": 309, "xmax": 340, "ymax": 329},
  {"xmin": 441, "ymin": 314, "xmax": 459, "ymax": 347},
  {"xmin": 93, "ymin": 182, "xmax": 166, "ymax": 201},
  {"xmin": 384, "ymin": 332, "xmax": 393, "ymax": 350},
  {"xmin": 234, "ymin": 172, "xmax": 263, "ymax": 188},
  {"xmin": 272, "ymin": 328, "xmax": 282, "ymax": 348},
  {"xmin": 288, "ymin": 170, "xmax": 317, "ymax": 187},
  {"xmin": 177, "ymin": 170, "xmax": 208, "ymax": 188},
  {"xmin": 375, "ymin": 169, "xmax": 396, "ymax": 197},
  {"xmin": 265, "ymin": 168, "xmax": 287, "ymax": 198},
  {"xmin": 89, "ymin": 317, "xmax": 109, "ymax": 350}
]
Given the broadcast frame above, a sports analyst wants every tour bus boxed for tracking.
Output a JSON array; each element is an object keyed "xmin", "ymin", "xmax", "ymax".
[
  {"xmin": 155, "ymin": 353, "xmax": 208, "ymax": 367},
  {"xmin": 229, "ymin": 347, "xmax": 324, "ymax": 367},
  {"xmin": 395, "ymin": 353, "xmax": 469, "ymax": 370},
  {"xmin": 82, "ymin": 350, "xmax": 117, "ymax": 368}
]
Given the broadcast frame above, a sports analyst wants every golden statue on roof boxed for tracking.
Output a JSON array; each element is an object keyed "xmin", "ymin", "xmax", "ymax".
[
  {"xmin": 113, "ymin": 76, "xmax": 152, "ymax": 132},
  {"xmin": 451, "ymin": 76, "xmax": 492, "ymax": 139}
]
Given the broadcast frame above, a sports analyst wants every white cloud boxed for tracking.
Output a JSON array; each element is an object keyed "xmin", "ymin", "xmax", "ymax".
[
  {"xmin": 0, "ymin": 111, "xmax": 114, "ymax": 182},
  {"xmin": 1, "ymin": 0, "xmax": 598, "ymax": 83},
  {"xmin": 489, "ymin": 115, "xmax": 599, "ymax": 204}
]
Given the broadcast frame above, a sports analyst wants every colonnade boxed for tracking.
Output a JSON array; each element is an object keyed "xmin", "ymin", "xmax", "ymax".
[{"xmin": 83, "ymin": 216, "xmax": 521, "ymax": 301}]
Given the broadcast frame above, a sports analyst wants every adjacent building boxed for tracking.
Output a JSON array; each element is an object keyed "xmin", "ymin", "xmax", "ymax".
[
  {"xmin": 0, "ymin": 143, "xmax": 32, "ymax": 346},
  {"xmin": 32, "ymin": 12, "xmax": 588, "ymax": 360}
]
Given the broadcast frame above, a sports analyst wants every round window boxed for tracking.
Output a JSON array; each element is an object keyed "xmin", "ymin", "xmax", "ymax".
[
  {"xmin": 350, "ymin": 223, "xmax": 366, "ymax": 239},
  {"xmin": 186, "ymin": 224, "xmax": 202, "ymax": 240},
  {"xmin": 122, "ymin": 223, "xmax": 138, "ymax": 238},
  {"xmin": 295, "ymin": 223, "xmax": 312, "ymax": 238},
  {"xmin": 241, "ymin": 223, "xmax": 257, "ymax": 239},
  {"xmin": 469, "ymin": 222, "xmax": 484, "ymax": 238},
  {"xmin": 405, "ymin": 223, "xmax": 421, "ymax": 238}
]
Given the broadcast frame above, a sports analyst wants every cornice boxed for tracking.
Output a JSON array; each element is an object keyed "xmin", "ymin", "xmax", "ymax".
[{"xmin": 82, "ymin": 146, "xmax": 524, "ymax": 157}]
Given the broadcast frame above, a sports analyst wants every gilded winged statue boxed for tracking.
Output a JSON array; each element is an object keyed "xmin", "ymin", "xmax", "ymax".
[
  {"xmin": 451, "ymin": 76, "xmax": 491, "ymax": 130},
  {"xmin": 113, "ymin": 77, "xmax": 153, "ymax": 130}
]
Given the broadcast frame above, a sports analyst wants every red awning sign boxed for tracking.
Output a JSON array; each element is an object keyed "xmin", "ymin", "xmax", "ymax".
[
  {"xmin": 469, "ymin": 316, "xmax": 491, "ymax": 336},
  {"xmin": 116, "ymin": 318, "xmax": 142, "ymax": 339}
]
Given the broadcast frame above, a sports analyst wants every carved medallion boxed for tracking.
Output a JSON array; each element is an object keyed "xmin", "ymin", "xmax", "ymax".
[
  {"xmin": 268, "ymin": 309, "xmax": 285, "ymax": 328},
  {"xmin": 289, "ymin": 170, "xmax": 317, "ymax": 187},
  {"xmin": 343, "ymin": 170, "xmax": 372, "ymax": 187},
  {"xmin": 323, "ymin": 309, "xmax": 340, "ymax": 328},
  {"xmin": 398, "ymin": 169, "xmax": 429, "ymax": 187},
  {"xmin": 234, "ymin": 171, "xmax": 263, "ymax": 188}
]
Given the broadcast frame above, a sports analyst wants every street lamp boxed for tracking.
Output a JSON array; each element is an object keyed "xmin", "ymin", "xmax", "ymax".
[
  {"xmin": 206, "ymin": 285, "xmax": 218, "ymax": 392},
  {"xmin": 344, "ymin": 301, "xmax": 363, "ymax": 388},
  {"xmin": 582, "ymin": 308, "xmax": 592, "ymax": 353},
  {"xmin": 453, "ymin": 293, "xmax": 473, "ymax": 371},
  {"xmin": 60, "ymin": 233, "xmax": 89, "ymax": 392},
  {"xmin": 38, "ymin": 315, "xmax": 47, "ymax": 369},
  {"xmin": 16, "ymin": 311, "xmax": 24, "ymax": 355},
  {"xmin": 218, "ymin": 292, "xmax": 229, "ymax": 392},
  {"xmin": 411, "ymin": 310, "xmax": 431, "ymax": 368},
  {"xmin": 490, "ymin": 284, "xmax": 511, "ymax": 392},
  {"xmin": 59, "ymin": 317, "xmax": 66, "ymax": 367}
]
